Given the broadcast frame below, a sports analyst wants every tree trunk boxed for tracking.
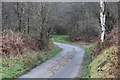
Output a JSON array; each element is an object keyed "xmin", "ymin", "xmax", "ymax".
[
  {"xmin": 100, "ymin": 0, "xmax": 106, "ymax": 42},
  {"xmin": 17, "ymin": 2, "xmax": 22, "ymax": 32},
  {"xmin": 27, "ymin": 8, "xmax": 30, "ymax": 34}
]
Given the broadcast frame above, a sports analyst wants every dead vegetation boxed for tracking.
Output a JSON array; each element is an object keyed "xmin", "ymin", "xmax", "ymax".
[
  {"xmin": 70, "ymin": 35, "xmax": 99, "ymax": 43},
  {"xmin": 1, "ymin": 30, "xmax": 52, "ymax": 57},
  {"xmin": 92, "ymin": 26, "xmax": 119, "ymax": 59},
  {"xmin": 97, "ymin": 47, "xmax": 118, "ymax": 78},
  {"xmin": 90, "ymin": 26, "xmax": 120, "ymax": 78}
]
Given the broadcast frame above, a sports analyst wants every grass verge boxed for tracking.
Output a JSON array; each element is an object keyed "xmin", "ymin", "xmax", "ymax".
[
  {"xmin": 82, "ymin": 47, "xmax": 92, "ymax": 78},
  {"xmin": 51, "ymin": 35, "xmax": 93, "ymax": 46},
  {"xmin": 1, "ymin": 45, "xmax": 61, "ymax": 79},
  {"xmin": 51, "ymin": 35, "xmax": 70, "ymax": 43}
]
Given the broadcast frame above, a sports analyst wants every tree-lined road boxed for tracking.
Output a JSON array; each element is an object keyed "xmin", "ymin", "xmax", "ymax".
[{"xmin": 19, "ymin": 42, "xmax": 85, "ymax": 78}]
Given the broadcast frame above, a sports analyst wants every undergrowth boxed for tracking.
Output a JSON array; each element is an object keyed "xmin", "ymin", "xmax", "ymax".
[
  {"xmin": 89, "ymin": 46, "xmax": 118, "ymax": 78},
  {"xmin": 1, "ymin": 45, "xmax": 61, "ymax": 79}
]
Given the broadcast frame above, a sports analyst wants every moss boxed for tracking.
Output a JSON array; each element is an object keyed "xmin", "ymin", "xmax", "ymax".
[{"xmin": 89, "ymin": 46, "xmax": 117, "ymax": 78}]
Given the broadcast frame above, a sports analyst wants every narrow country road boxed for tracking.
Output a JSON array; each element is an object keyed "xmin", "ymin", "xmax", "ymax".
[{"xmin": 19, "ymin": 42, "xmax": 85, "ymax": 78}]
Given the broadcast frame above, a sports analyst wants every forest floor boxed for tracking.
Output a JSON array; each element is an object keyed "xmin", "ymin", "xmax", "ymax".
[{"xmin": 19, "ymin": 42, "xmax": 85, "ymax": 78}]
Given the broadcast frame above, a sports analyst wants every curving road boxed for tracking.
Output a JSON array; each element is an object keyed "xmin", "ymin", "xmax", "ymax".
[{"xmin": 19, "ymin": 42, "xmax": 85, "ymax": 78}]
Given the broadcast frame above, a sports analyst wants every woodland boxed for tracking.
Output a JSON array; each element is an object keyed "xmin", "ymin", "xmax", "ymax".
[{"xmin": 0, "ymin": 2, "xmax": 119, "ymax": 78}]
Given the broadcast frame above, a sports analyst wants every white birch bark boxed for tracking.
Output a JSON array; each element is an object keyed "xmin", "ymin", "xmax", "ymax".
[{"xmin": 100, "ymin": 0, "xmax": 106, "ymax": 42}]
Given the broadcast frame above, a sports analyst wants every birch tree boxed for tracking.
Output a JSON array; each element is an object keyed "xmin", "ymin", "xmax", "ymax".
[{"xmin": 100, "ymin": 0, "xmax": 106, "ymax": 42}]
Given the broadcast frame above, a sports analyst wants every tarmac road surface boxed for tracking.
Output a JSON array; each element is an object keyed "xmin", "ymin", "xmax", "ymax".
[{"xmin": 19, "ymin": 42, "xmax": 85, "ymax": 78}]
